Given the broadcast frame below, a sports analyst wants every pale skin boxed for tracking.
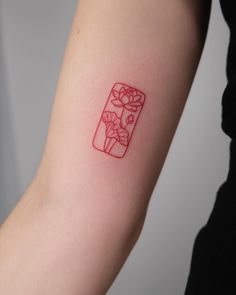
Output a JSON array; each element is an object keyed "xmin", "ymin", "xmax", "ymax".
[{"xmin": 0, "ymin": 0, "xmax": 211, "ymax": 294}]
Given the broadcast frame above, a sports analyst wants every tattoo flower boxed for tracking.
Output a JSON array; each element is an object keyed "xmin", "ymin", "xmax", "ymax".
[
  {"xmin": 111, "ymin": 87, "xmax": 143, "ymax": 112},
  {"xmin": 92, "ymin": 82, "xmax": 145, "ymax": 158}
]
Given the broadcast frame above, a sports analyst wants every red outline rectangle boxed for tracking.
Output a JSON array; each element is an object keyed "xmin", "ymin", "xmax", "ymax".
[{"xmin": 92, "ymin": 82, "xmax": 145, "ymax": 158}]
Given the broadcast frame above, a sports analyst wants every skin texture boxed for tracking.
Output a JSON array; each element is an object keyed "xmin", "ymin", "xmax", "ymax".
[{"xmin": 0, "ymin": 0, "xmax": 211, "ymax": 294}]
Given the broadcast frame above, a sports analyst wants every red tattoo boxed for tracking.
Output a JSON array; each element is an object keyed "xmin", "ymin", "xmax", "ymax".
[{"xmin": 92, "ymin": 82, "xmax": 145, "ymax": 158}]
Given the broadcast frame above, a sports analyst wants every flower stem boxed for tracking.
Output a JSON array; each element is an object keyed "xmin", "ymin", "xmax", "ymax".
[
  {"xmin": 120, "ymin": 107, "xmax": 125, "ymax": 119},
  {"xmin": 107, "ymin": 138, "xmax": 117, "ymax": 153},
  {"xmin": 104, "ymin": 137, "xmax": 110, "ymax": 151},
  {"xmin": 119, "ymin": 106, "xmax": 125, "ymax": 129}
]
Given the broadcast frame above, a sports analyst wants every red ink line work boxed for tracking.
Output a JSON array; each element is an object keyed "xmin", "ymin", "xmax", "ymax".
[{"xmin": 92, "ymin": 82, "xmax": 145, "ymax": 158}]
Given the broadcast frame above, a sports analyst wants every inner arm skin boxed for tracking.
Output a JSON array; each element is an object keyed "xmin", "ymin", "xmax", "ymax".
[{"xmin": 0, "ymin": 0, "xmax": 211, "ymax": 294}]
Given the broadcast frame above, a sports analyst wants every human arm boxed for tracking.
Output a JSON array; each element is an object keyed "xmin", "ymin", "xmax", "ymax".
[{"xmin": 0, "ymin": 0, "xmax": 211, "ymax": 294}]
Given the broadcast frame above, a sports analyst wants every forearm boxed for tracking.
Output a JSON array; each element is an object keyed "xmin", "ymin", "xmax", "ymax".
[{"xmin": 0, "ymin": 0, "xmax": 211, "ymax": 294}]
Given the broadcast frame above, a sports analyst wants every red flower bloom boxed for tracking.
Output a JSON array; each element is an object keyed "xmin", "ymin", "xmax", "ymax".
[{"xmin": 111, "ymin": 86, "xmax": 143, "ymax": 112}]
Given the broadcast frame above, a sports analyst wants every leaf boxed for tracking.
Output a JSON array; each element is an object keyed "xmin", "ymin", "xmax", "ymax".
[
  {"xmin": 110, "ymin": 113, "xmax": 120, "ymax": 125},
  {"xmin": 118, "ymin": 128, "xmax": 129, "ymax": 146},
  {"xmin": 106, "ymin": 122, "xmax": 114, "ymax": 133},
  {"xmin": 102, "ymin": 111, "xmax": 111, "ymax": 123},
  {"xmin": 102, "ymin": 111, "xmax": 120, "ymax": 125},
  {"xmin": 106, "ymin": 128, "xmax": 119, "ymax": 140},
  {"xmin": 102, "ymin": 112, "xmax": 121, "ymax": 140}
]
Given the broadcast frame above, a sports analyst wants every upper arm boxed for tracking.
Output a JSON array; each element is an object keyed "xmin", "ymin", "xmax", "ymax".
[
  {"xmin": 36, "ymin": 0, "xmax": 211, "ymax": 215},
  {"xmin": 0, "ymin": 1, "xmax": 212, "ymax": 294}
]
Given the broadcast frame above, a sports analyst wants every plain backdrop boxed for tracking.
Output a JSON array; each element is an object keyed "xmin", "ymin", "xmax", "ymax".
[{"xmin": 0, "ymin": 1, "xmax": 231, "ymax": 294}]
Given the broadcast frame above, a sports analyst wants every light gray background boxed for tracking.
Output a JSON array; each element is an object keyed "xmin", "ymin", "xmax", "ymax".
[{"xmin": 0, "ymin": 1, "xmax": 231, "ymax": 294}]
